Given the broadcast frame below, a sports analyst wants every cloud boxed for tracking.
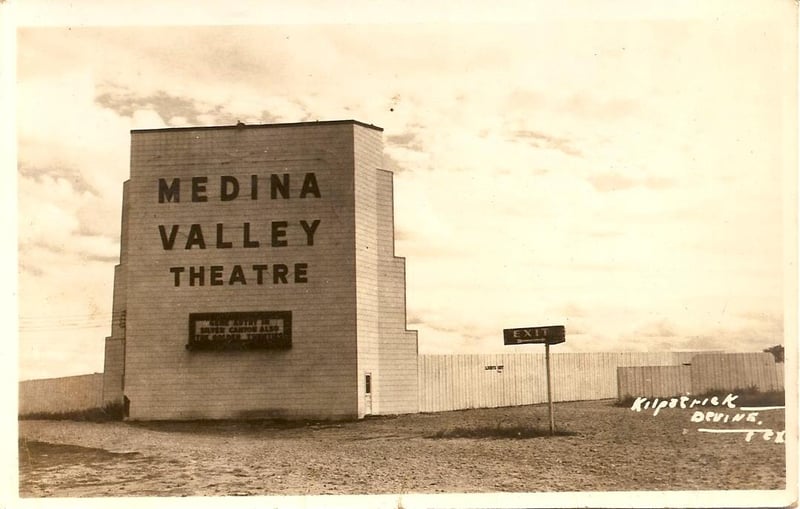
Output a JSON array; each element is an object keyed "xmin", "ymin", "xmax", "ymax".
[
  {"xmin": 737, "ymin": 311, "xmax": 783, "ymax": 327},
  {"xmin": 586, "ymin": 172, "xmax": 636, "ymax": 192},
  {"xmin": 394, "ymin": 229, "xmax": 412, "ymax": 242},
  {"xmin": 599, "ymin": 312, "xmax": 784, "ymax": 353},
  {"xmin": 381, "ymin": 149, "xmax": 415, "ymax": 175},
  {"xmin": 510, "ymin": 129, "xmax": 583, "ymax": 157},
  {"xmin": 17, "ymin": 72, "xmax": 131, "ymax": 207},
  {"xmin": 586, "ymin": 171, "xmax": 676, "ymax": 192},
  {"xmin": 555, "ymin": 303, "xmax": 589, "ymax": 318},
  {"xmin": 95, "ymin": 87, "xmax": 200, "ymax": 121},
  {"xmin": 561, "ymin": 93, "xmax": 638, "ymax": 120},
  {"xmin": 386, "ymin": 132, "xmax": 424, "ymax": 152},
  {"xmin": 680, "ymin": 325, "xmax": 783, "ymax": 352},
  {"xmin": 643, "ymin": 176, "xmax": 674, "ymax": 190},
  {"xmin": 635, "ymin": 319, "xmax": 679, "ymax": 338},
  {"xmin": 412, "ymin": 305, "xmax": 781, "ymax": 356},
  {"xmin": 412, "ymin": 312, "xmax": 496, "ymax": 354},
  {"xmin": 18, "ymin": 174, "xmax": 120, "ymax": 275}
]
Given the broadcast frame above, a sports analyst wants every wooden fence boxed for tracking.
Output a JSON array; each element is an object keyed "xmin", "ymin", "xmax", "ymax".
[
  {"xmin": 417, "ymin": 352, "xmax": 699, "ymax": 412},
  {"xmin": 21, "ymin": 351, "xmax": 782, "ymax": 417},
  {"xmin": 617, "ymin": 352, "xmax": 784, "ymax": 399},
  {"xmin": 18, "ymin": 373, "xmax": 104, "ymax": 416},
  {"xmin": 690, "ymin": 352, "xmax": 784, "ymax": 393}
]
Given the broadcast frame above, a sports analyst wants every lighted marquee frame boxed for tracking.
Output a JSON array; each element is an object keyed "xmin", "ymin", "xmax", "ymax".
[{"xmin": 187, "ymin": 311, "xmax": 292, "ymax": 351}]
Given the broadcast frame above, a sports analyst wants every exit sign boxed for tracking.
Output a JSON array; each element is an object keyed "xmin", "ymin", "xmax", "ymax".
[{"xmin": 503, "ymin": 325, "xmax": 565, "ymax": 345}]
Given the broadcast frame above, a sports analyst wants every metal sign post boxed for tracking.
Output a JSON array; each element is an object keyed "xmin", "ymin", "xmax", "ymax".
[
  {"xmin": 545, "ymin": 342, "xmax": 554, "ymax": 435},
  {"xmin": 503, "ymin": 325, "xmax": 565, "ymax": 436}
]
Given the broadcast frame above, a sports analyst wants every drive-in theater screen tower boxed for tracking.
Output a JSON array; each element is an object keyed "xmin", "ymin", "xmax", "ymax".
[{"xmin": 103, "ymin": 120, "xmax": 419, "ymax": 420}]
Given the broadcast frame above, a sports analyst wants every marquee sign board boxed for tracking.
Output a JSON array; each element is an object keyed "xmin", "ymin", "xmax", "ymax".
[
  {"xmin": 503, "ymin": 325, "xmax": 566, "ymax": 345},
  {"xmin": 187, "ymin": 311, "xmax": 292, "ymax": 351}
]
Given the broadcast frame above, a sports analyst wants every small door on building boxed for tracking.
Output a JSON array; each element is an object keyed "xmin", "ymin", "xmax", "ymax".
[{"xmin": 364, "ymin": 372, "xmax": 372, "ymax": 416}]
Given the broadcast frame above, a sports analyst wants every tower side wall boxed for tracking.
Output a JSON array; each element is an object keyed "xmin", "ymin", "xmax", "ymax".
[
  {"xmin": 103, "ymin": 180, "xmax": 129, "ymax": 405},
  {"xmin": 353, "ymin": 126, "xmax": 419, "ymax": 416},
  {"xmin": 375, "ymin": 169, "xmax": 419, "ymax": 414}
]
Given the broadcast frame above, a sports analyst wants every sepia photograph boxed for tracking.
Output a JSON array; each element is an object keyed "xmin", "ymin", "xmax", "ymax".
[{"xmin": 5, "ymin": 1, "xmax": 798, "ymax": 507}]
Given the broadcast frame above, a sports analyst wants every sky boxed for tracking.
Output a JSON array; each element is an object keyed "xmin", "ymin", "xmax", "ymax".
[{"xmin": 8, "ymin": 1, "xmax": 797, "ymax": 380}]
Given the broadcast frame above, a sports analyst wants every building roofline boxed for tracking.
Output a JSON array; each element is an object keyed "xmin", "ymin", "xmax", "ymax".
[{"xmin": 131, "ymin": 119, "xmax": 383, "ymax": 134}]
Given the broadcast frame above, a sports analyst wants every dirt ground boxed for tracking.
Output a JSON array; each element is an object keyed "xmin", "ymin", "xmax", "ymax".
[{"xmin": 18, "ymin": 399, "xmax": 787, "ymax": 497}]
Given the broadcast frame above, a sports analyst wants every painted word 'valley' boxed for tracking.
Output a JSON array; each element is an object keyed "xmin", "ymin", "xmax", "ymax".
[{"xmin": 158, "ymin": 220, "xmax": 321, "ymax": 250}]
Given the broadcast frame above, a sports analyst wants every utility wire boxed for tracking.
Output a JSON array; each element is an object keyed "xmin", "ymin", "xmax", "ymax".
[{"xmin": 19, "ymin": 311, "xmax": 125, "ymax": 331}]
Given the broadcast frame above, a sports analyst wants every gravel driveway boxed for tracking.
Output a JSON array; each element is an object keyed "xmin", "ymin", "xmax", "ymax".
[{"xmin": 18, "ymin": 399, "xmax": 787, "ymax": 497}]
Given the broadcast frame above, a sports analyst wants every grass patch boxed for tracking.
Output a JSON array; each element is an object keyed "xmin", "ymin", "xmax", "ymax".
[
  {"xmin": 19, "ymin": 401, "xmax": 125, "ymax": 422},
  {"xmin": 727, "ymin": 388, "xmax": 785, "ymax": 407},
  {"xmin": 617, "ymin": 387, "xmax": 785, "ymax": 408},
  {"xmin": 427, "ymin": 424, "xmax": 578, "ymax": 440}
]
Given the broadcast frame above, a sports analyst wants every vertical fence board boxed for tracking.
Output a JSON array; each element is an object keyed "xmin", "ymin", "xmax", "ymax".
[
  {"xmin": 776, "ymin": 363, "xmax": 785, "ymax": 389},
  {"xmin": 616, "ymin": 365, "xmax": 692, "ymax": 398}
]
